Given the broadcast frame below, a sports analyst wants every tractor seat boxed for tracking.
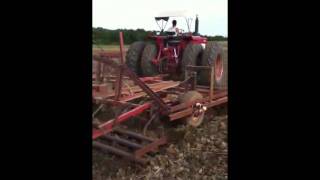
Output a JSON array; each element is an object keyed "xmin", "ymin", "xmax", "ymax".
[
  {"xmin": 165, "ymin": 31, "xmax": 176, "ymax": 36},
  {"xmin": 167, "ymin": 40, "xmax": 181, "ymax": 46}
]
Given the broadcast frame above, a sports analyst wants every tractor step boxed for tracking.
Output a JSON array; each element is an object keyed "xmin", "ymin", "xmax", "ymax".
[{"xmin": 93, "ymin": 128, "xmax": 167, "ymax": 164}]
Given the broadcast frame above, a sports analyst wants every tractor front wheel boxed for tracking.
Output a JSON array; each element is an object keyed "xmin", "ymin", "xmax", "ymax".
[
  {"xmin": 180, "ymin": 44, "xmax": 203, "ymax": 80},
  {"xmin": 125, "ymin": 41, "xmax": 146, "ymax": 76},
  {"xmin": 141, "ymin": 43, "xmax": 158, "ymax": 76},
  {"xmin": 198, "ymin": 41, "xmax": 225, "ymax": 89}
]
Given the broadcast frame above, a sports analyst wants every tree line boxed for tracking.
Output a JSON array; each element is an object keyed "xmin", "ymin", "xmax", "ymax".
[{"xmin": 93, "ymin": 27, "xmax": 227, "ymax": 45}]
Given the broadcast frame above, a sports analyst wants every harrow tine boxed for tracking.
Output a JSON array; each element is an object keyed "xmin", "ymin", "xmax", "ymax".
[
  {"xmin": 102, "ymin": 134, "xmax": 143, "ymax": 149},
  {"xmin": 93, "ymin": 141, "xmax": 148, "ymax": 164},
  {"xmin": 114, "ymin": 128, "xmax": 155, "ymax": 142}
]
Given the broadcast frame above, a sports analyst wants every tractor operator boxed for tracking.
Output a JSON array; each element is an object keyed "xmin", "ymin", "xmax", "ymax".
[{"xmin": 167, "ymin": 20, "xmax": 180, "ymax": 35}]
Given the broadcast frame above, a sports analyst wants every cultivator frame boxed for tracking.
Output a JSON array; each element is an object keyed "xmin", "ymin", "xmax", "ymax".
[{"xmin": 92, "ymin": 32, "xmax": 228, "ymax": 164}]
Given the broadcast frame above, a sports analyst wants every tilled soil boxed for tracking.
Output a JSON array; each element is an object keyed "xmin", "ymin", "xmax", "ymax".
[{"xmin": 93, "ymin": 107, "xmax": 228, "ymax": 180}]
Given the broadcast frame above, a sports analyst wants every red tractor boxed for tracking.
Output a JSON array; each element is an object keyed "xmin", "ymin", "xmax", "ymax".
[{"xmin": 126, "ymin": 12, "xmax": 226, "ymax": 88}]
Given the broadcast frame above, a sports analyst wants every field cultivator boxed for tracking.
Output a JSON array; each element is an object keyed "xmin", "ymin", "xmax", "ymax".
[{"xmin": 92, "ymin": 32, "xmax": 228, "ymax": 164}]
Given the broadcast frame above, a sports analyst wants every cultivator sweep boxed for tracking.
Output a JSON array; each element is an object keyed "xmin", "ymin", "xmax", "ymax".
[{"xmin": 92, "ymin": 32, "xmax": 227, "ymax": 164}]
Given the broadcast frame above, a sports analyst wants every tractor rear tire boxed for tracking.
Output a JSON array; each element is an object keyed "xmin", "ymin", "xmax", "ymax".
[
  {"xmin": 141, "ymin": 43, "xmax": 158, "ymax": 76},
  {"xmin": 178, "ymin": 91, "xmax": 204, "ymax": 127},
  {"xmin": 180, "ymin": 44, "xmax": 203, "ymax": 80},
  {"xmin": 125, "ymin": 41, "xmax": 146, "ymax": 76},
  {"xmin": 198, "ymin": 41, "xmax": 226, "ymax": 89}
]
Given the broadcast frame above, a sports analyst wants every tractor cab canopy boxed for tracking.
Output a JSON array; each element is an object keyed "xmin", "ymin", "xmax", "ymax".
[
  {"xmin": 155, "ymin": 17, "xmax": 169, "ymax": 21},
  {"xmin": 154, "ymin": 10, "xmax": 196, "ymax": 34}
]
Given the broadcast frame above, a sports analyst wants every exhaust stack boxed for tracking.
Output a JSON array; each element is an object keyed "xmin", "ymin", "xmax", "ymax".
[{"xmin": 194, "ymin": 15, "xmax": 199, "ymax": 35}]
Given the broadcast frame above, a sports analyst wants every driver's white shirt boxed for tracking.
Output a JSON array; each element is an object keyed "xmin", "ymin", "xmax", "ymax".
[{"xmin": 167, "ymin": 26, "xmax": 179, "ymax": 33}]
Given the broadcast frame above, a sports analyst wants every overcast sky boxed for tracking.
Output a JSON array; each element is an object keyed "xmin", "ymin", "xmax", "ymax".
[{"xmin": 93, "ymin": 0, "xmax": 227, "ymax": 37}]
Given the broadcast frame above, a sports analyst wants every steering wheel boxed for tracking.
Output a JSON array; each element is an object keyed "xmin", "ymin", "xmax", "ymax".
[{"xmin": 177, "ymin": 28, "xmax": 185, "ymax": 36}]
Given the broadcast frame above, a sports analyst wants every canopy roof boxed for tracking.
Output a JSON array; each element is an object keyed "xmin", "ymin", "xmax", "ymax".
[{"xmin": 155, "ymin": 10, "xmax": 194, "ymax": 21}]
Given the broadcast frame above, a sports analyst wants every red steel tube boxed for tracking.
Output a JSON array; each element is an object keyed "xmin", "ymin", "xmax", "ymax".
[
  {"xmin": 114, "ymin": 32, "xmax": 125, "ymax": 100},
  {"xmin": 92, "ymin": 102, "xmax": 151, "ymax": 140},
  {"xmin": 119, "ymin": 31, "xmax": 125, "ymax": 64}
]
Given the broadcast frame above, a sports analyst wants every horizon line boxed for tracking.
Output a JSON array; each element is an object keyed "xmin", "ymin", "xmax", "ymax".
[{"xmin": 93, "ymin": 26, "xmax": 228, "ymax": 37}]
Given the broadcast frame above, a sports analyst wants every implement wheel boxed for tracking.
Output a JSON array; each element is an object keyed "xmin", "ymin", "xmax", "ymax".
[{"xmin": 178, "ymin": 91, "xmax": 205, "ymax": 127}]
